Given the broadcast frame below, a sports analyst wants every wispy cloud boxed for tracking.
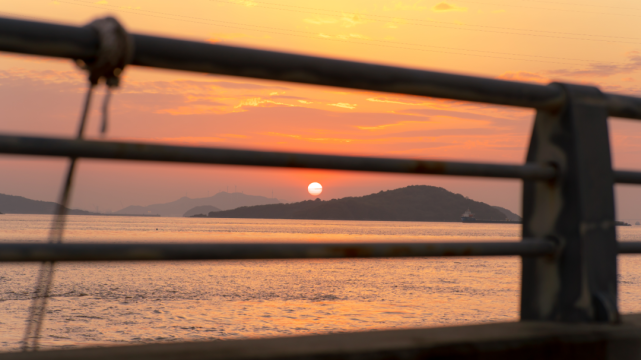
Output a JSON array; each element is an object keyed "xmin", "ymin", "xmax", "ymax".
[
  {"xmin": 226, "ymin": 0, "xmax": 258, "ymax": 7},
  {"xmin": 328, "ymin": 102, "xmax": 357, "ymax": 109},
  {"xmin": 367, "ymin": 97, "xmax": 427, "ymax": 105},
  {"xmin": 384, "ymin": 18, "xmax": 407, "ymax": 29},
  {"xmin": 357, "ymin": 120, "xmax": 428, "ymax": 131},
  {"xmin": 432, "ymin": 2, "xmax": 467, "ymax": 12},
  {"xmin": 235, "ymin": 97, "xmax": 296, "ymax": 109},
  {"xmin": 304, "ymin": 14, "xmax": 365, "ymax": 28},
  {"xmin": 497, "ymin": 71, "xmax": 549, "ymax": 84},
  {"xmin": 383, "ymin": 2, "xmax": 428, "ymax": 11},
  {"xmin": 548, "ymin": 51, "xmax": 641, "ymax": 78},
  {"xmin": 265, "ymin": 132, "xmax": 354, "ymax": 143}
]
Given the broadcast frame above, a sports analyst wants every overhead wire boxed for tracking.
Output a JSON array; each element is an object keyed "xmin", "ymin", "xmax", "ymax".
[
  {"xmin": 521, "ymin": 0, "xmax": 641, "ymax": 11},
  {"xmin": 60, "ymin": 0, "xmax": 622, "ymax": 67},
  {"xmin": 452, "ymin": 0, "xmax": 641, "ymax": 17},
  {"xmin": 210, "ymin": 0, "xmax": 641, "ymax": 41}
]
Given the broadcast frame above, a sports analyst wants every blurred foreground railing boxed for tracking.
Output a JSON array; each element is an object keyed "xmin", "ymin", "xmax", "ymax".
[
  {"xmin": 2, "ymin": 14, "xmax": 641, "ymax": 358},
  {"xmin": 0, "ymin": 241, "xmax": 558, "ymax": 261}
]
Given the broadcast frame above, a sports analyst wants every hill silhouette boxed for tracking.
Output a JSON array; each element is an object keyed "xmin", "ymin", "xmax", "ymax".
[
  {"xmin": 492, "ymin": 206, "xmax": 521, "ymax": 221},
  {"xmin": 0, "ymin": 193, "xmax": 95, "ymax": 215},
  {"xmin": 207, "ymin": 185, "xmax": 516, "ymax": 222},
  {"xmin": 184, "ymin": 205, "xmax": 221, "ymax": 217},
  {"xmin": 116, "ymin": 191, "xmax": 280, "ymax": 217}
]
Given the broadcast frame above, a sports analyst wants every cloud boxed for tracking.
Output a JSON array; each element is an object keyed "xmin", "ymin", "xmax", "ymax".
[
  {"xmin": 383, "ymin": 2, "xmax": 428, "ymax": 11},
  {"xmin": 235, "ymin": 97, "xmax": 296, "ymax": 109},
  {"xmin": 397, "ymin": 108, "xmax": 523, "ymax": 123},
  {"xmin": 339, "ymin": 14, "xmax": 365, "ymax": 28},
  {"xmin": 211, "ymin": 81, "xmax": 289, "ymax": 90},
  {"xmin": 548, "ymin": 51, "xmax": 641, "ymax": 78},
  {"xmin": 432, "ymin": 2, "xmax": 467, "ymax": 12},
  {"xmin": 265, "ymin": 132, "xmax": 354, "ymax": 143},
  {"xmin": 383, "ymin": 128, "xmax": 502, "ymax": 138},
  {"xmin": 269, "ymin": 94, "xmax": 309, "ymax": 100},
  {"xmin": 367, "ymin": 97, "xmax": 427, "ymax": 105},
  {"xmin": 328, "ymin": 102, "xmax": 357, "ymax": 109},
  {"xmin": 305, "ymin": 17, "xmax": 338, "ymax": 25},
  {"xmin": 384, "ymin": 18, "xmax": 407, "ymax": 29},
  {"xmin": 156, "ymin": 105, "xmax": 226, "ymax": 115},
  {"xmin": 221, "ymin": 134, "xmax": 249, "ymax": 139},
  {"xmin": 318, "ymin": 33, "xmax": 370, "ymax": 40},
  {"xmin": 304, "ymin": 14, "xmax": 365, "ymax": 28},
  {"xmin": 497, "ymin": 71, "xmax": 549, "ymax": 84},
  {"xmin": 227, "ymin": 0, "xmax": 258, "ymax": 7},
  {"xmin": 357, "ymin": 120, "xmax": 429, "ymax": 131}
]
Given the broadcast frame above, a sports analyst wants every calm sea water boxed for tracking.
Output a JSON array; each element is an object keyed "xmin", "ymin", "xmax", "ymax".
[{"xmin": 1, "ymin": 215, "xmax": 641, "ymax": 351}]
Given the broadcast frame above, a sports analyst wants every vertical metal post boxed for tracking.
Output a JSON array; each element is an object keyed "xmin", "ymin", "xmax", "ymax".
[{"xmin": 521, "ymin": 84, "xmax": 618, "ymax": 322}]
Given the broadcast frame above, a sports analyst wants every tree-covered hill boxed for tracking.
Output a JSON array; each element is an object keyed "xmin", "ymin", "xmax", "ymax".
[{"xmin": 207, "ymin": 185, "xmax": 513, "ymax": 222}]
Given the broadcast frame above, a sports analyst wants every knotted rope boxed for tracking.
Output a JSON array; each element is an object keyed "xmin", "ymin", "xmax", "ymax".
[{"xmin": 21, "ymin": 17, "xmax": 132, "ymax": 351}]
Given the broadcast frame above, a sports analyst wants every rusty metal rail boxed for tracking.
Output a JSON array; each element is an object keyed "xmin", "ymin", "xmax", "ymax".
[
  {"xmin": 0, "ymin": 240, "xmax": 639, "ymax": 262},
  {"xmin": 1, "ymin": 13, "xmax": 641, "ymax": 339},
  {"xmin": 0, "ymin": 135, "xmax": 557, "ymax": 180},
  {"xmin": 613, "ymin": 170, "xmax": 641, "ymax": 185},
  {"xmin": 1, "ymin": 135, "xmax": 640, "ymax": 183},
  {"xmin": 618, "ymin": 242, "xmax": 641, "ymax": 254},
  {"xmin": 1, "ymin": 14, "xmax": 640, "ymax": 118},
  {"xmin": 0, "ymin": 16, "xmax": 640, "ymax": 118},
  {"xmin": 0, "ymin": 241, "xmax": 557, "ymax": 262}
]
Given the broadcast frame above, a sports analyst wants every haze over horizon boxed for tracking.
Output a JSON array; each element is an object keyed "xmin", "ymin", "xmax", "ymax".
[{"xmin": 1, "ymin": 0, "xmax": 641, "ymax": 218}]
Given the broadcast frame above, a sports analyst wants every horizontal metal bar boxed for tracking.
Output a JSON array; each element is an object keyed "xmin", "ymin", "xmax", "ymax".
[
  {"xmin": 606, "ymin": 93, "xmax": 641, "ymax": 120},
  {"xmin": 614, "ymin": 170, "xmax": 641, "ymax": 184},
  {"xmin": 618, "ymin": 242, "xmax": 641, "ymax": 254},
  {"xmin": 0, "ymin": 17, "xmax": 564, "ymax": 110},
  {"xmin": 0, "ymin": 240, "xmax": 556, "ymax": 262},
  {"xmin": 0, "ymin": 135, "xmax": 557, "ymax": 180},
  {"xmin": 6, "ymin": 16, "xmax": 641, "ymax": 119}
]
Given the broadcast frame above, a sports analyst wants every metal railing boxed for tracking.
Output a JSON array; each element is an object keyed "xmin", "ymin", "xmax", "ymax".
[{"xmin": 2, "ymin": 14, "xmax": 641, "ymax": 349}]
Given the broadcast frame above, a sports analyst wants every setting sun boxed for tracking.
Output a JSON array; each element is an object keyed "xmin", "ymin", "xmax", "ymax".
[{"xmin": 308, "ymin": 182, "xmax": 322, "ymax": 196}]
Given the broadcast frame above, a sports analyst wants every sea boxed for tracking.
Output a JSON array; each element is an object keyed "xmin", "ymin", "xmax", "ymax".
[{"xmin": 1, "ymin": 214, "xmax": 641, "ymax": 351}]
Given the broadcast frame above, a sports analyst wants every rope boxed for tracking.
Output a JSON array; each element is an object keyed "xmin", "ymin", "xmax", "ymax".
[
  {"xmin": 79, "ymin": 17, "xmax": 133, "ymax": 135},
  {"xmin": 21, "ymin": 16, "xmax": 132, "ymax": 352}
]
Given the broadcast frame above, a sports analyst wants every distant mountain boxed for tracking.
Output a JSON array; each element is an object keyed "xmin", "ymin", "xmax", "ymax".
[
  {"xmin": 116, "ymin": 192, "xmax": 280, "ymax": 217},
  {"xmin": 207, "ymin": 185, "xmax": 510, "ymax": 222},
  {"xmin": 492, "ymin": 206, "xmax": 522, "ymax": 221},
  {"xmin": 184, "ymin": 205, "xmax": 221, "ymax": 217},
  {"xmin": 0, "ymin": 193, "xmax": 95, "ymax": 215}
]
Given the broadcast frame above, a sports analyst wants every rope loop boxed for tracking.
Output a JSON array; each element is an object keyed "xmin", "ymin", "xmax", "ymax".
[
  {"xmin": 76, "ymin": 17, "xmax": 133, "ymax": 134},
  {"xmin": 78, "ymin": 16, "xmax": 133, "ymax": 87}
]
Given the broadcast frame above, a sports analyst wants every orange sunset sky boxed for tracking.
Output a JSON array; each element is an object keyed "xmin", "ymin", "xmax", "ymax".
[{"xmin": 1, "ymin": 0, "xmax": 641, "ymax": 218}]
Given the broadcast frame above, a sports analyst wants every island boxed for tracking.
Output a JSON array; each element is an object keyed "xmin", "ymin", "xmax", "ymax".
[{"xmin": 205, "ymin": 185, "xmax": 521, "ymax": 222}]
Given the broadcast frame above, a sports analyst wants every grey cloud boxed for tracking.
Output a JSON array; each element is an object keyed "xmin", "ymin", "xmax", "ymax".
[
  {"xmin": 548, "ymin": 52, "xmax": 641, "ymax": 78},
  {"xmin": 396, "ymin": 108, "xmax": 528, "ymax": 123},
  {"xmin": 210, "ymin": 81, "xmax": 290, "ymax": 90},
  {"xmin": 380, "ymin": 128, "xmax": 503, "ymax": 138},
  {"xmin": 269, "ymin": 94, "xmax": 309, "ymax": 100}
]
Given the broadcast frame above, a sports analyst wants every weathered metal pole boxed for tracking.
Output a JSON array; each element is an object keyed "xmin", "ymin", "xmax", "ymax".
[{"xmin": 521, "ymin": 84, "xmax": 619, "ymax": 322}]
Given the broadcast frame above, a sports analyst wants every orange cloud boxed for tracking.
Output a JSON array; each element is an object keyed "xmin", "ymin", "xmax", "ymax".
[
  {"xmin": 432, "ymin": 2, "xmax": 467, "ymax": 12},
  {"xmin": 367, "ymin": 97, "xmax": 427, "ymax": 105},
  {"xmin": 235, "ymin": 97, "xmax": 296, "ymax": 109},
  {"xmin": 304, "ymin": 14, "xmax": 365, "ymax": 28},
  {"xmin": 265, "ymin": 132, "xmax": 354, "ymax": 143},
  {"xmin": 497, "ymin": 71, "xmax": 550, "ymax": 84},
  {"xmin": 328, "ymin": 102, "xmax": 357, "ymax": 109}
]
